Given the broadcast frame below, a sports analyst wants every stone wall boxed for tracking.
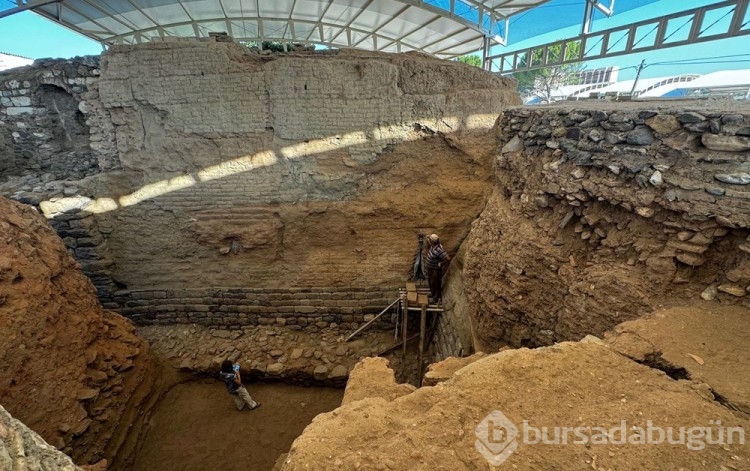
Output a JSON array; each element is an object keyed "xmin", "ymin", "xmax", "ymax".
[
  {"xmin": 0, "ymin": 38, "xmax": 519, "ymax": 331},
  {"xmin": 463, "ymin": 101, "xmax": 750, "ymax": 349},
  {"xmin": 0, "ymin": 57, "xmax": 119, "ymax": 203},
  {"xmin": 109, "ymin": 286, "xmax": 397, "ymax": 330}
]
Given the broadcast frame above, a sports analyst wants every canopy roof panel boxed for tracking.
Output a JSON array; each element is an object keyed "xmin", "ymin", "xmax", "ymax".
[{"xmin": 2, "ymin": 0, "xmax": 551, "ymax": 59}]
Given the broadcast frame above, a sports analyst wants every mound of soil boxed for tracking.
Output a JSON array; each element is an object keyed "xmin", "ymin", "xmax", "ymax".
[
  {"xmin": 0, "ymin": 197, "xmax": 156, "ymax": 466},
  {"xmin": 281, "ymin": 341, "xmax": 750, "ymax": 470}
]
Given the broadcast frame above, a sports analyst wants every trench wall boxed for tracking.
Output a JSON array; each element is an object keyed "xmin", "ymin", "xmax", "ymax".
[
  {"xmin": 463, "ymin": 102, "xmax": 750, "ymax": 350},
  {"xmin": 0, "ymin": 38, "xmax": 520, "ymax": 331}
]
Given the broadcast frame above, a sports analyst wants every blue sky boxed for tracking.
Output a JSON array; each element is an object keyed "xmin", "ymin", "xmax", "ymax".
[{"xmin": 0, "ymin": 0, "xmax": 747, "ymax": 80}]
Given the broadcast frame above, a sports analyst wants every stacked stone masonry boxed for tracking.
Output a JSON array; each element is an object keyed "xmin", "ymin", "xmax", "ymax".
[
  {"xmin": 500, "ymin": 106, "xmax": 750, "ymax": 230},
  {"xmin": 0, "ymin": 56, "xmax": 120, "ymax": 204},
  {"xmin": 463, "ymin": 102, "xmax": 750, "ymax": 349},
  {"xmin": 109, "ymin": 287, "xmax": 399, "ymax": 330},
  {"xmin": 1, "ymin": 38, "xmax": 516, "ymax": 335}
]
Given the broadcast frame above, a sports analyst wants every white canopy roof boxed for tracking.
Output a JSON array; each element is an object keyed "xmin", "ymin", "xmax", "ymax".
[{"xmin": 1, "ymin": 0, "xmax": 551, "ymax": 59}]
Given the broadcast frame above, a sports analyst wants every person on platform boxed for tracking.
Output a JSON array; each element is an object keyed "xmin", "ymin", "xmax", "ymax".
[{"xmin": 425, "ymin": 233, "xmax": 450, "ymax": 303}]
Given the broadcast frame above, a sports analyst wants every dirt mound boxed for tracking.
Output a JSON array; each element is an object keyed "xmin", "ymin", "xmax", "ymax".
[
  {"xmin": 605, "ymin": 303, "xmax": 750, "ymax": 417},
  {"xmin": 342, "ymin": 357, "xmax": 416, "ymax": 405},
  {"xmin": 281, "ymin": 341, "xmax": 749, "ymax": 470},
  {"xmin": 0, "ymin": 197, "xmax": 157, "ymax": 466}
]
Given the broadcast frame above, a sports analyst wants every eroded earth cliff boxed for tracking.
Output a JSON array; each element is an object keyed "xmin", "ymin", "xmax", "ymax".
[
  {"xmin": 0, "ymin": 197, "xmax": 157, "ymax": 467},
  {"xmin": 460, "ymin": 102, "xmax": 750, "ymax": 350}
]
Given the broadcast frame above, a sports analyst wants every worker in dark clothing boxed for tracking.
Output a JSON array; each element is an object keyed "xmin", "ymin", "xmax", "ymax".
[
  {"xmin": 220, "ymin": 360, "xmax": 261, "ymax": 411},
  {"xmin": 425, "ymin": 233, "xmax": 450, "ymax": 303}
]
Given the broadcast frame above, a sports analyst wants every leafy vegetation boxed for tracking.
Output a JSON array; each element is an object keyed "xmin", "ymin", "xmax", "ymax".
[
  {"xmin": 511, "ymin": 41, "xmax": 583, "ymax": 104},
  {"xmin": 455, "ymin": 55, "xmax": 482, "ymax": 67}
]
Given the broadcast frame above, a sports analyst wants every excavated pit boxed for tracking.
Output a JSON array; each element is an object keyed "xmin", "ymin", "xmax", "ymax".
[
  {"xmin": 2, "ymin": 40, "xmax": 750, "ymax": 471},
  {"xmin": 129, "ymin": 379, "xmax": 343, "ymax": 471}
]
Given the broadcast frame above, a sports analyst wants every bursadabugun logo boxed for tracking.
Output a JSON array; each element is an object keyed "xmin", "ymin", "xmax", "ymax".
[
  {"xmin": 475, "ymin": 409, "xmax": 746, "ymax": 467},
  {"xmin": 474, "ymin": 410, "xmax": 519, "ymax": 466}
]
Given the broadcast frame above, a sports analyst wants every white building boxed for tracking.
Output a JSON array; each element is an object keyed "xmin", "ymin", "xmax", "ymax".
[
  {"xmin": 667, "ymin": 69, "xmax": 750, "ymax": 100},
  {"xmin": 0, "ymin": 52, "xmax": 33, "ymax": 72},
  {"xmin": 525, "ymin": 68, "xmax": 750, "ymax": 103}
]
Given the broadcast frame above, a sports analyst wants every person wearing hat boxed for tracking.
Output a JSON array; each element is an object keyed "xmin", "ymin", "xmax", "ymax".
[{"xmin": 425, "ymin": 233, "xmax": 451, "ymax": 303}]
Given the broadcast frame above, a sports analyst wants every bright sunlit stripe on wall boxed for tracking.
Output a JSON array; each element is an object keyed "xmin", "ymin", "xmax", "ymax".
[
  {"xmin": 280, "ymin": 132, "xmax": 369, "ymax": 159},
  {"xmin": 39, "ymin": 114, "xmax": 499, "ymax": 218},
  {"xmin": 119, "ymin": 174, "xmax": 197, "ymax": 207},
  {"xmin": 197, "ymin": 150, "xmax": 279, "ymax": 182}
]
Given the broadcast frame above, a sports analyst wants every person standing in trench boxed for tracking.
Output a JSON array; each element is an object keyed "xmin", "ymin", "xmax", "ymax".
[
  {"xmin": 425, "ymin": 233, "xmax": 451, "ymax": 304},
  {"xmin": 220, "ymin": 360, "xmax": 261, "ymax": 411}
]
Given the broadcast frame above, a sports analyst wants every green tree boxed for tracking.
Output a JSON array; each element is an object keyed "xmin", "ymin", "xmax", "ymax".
[
  {"xmin": 455, "ymin": 55, "xmax": 482, "ymax": 67},
  {"xmin": 511, "ymin": 41, "xmax": 583, "ymax": 104}
]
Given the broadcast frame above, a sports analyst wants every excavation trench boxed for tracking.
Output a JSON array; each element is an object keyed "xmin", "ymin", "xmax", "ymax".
[
  {"xmin": 107, "ymin": 322, "xmax": 418, "ymax": 471},
  {"xmin": 129, "ymin": 379, "xmax": 343, "ymax": 471}
]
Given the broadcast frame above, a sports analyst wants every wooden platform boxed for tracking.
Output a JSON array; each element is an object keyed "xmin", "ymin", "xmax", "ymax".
[
  {"xmin": 345, "ymin": 283, "xmax": 443, "ymax": 386},
  {"xmin": 400, "ymin": 283, "xmax": 443, "ymax": 385}
]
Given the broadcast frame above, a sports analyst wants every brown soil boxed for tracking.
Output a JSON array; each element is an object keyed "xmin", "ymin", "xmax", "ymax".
[
  {"xmin": 605, "ymin": 303, "xmax": 750, "ymax": 417},
  {"xmin": 0, "ymin": 197, "xmax": 157, "ymax": 465},
  {"xmin": 282, "ymin": 340, "xmax": 750, "ymax": 470},
  {"xmin": 131, "ymin": 381, "xmax": 343, "ymax": 471}
]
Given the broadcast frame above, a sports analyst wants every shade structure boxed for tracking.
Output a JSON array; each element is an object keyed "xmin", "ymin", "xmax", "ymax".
[{"xmin": 1, "ymin": 0, "xmax": 552, "ymax": 59}]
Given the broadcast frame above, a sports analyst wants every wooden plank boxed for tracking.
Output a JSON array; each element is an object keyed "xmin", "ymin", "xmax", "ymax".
[
  {"xmin": 407, "ymin": 291, "xmax": 417, "ymax": 303},
  {"xmin": 406, "ymin": 282, "xmax": 417, "ymax": 292},
  {"xmin": 417, "ymin": 293, "xmax": 428, "ymax": 306},
  {"xmin": 345, "ymin": 298, "xmax": 399, "ymax": 342},
  {"xmin": 380, "ymin": 333, "xmax": 420, "ymax": 356},
  {"xmin": 418, "ymin": 304, "xmax": 427, "ymax": 386},
  {"xmin": 402, "ymin": 299, "xmax": 408, "ymax": 358}
]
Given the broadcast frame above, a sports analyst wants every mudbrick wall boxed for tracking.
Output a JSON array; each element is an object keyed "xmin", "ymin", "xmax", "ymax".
[
  {"xmin": 461, "ymin": 101, "xmax": 750, "ymax": 350},
  {"xmin": 0, "ymin": 38, "xmax": 518, "ymax": 331}
]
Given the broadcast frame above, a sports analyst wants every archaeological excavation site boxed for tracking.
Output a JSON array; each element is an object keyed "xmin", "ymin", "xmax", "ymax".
[{"xmin": 1, "ymin": 1, "xmax": 750, "ymax": 469}]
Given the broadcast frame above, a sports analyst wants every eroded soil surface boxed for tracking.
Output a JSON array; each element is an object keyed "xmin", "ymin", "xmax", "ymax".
[{"xmin": 132, "ymin": 381, "xmax": 343, "ymax": 471}]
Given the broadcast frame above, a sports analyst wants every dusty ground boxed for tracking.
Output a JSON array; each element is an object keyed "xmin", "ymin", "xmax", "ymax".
[
  {"xmin": 131, "ymin": 381, "xmax": 343, "ymax": 471},
  {"xmin": 605, "ymin": 303, "xmax": 750, "ymax": 417}
]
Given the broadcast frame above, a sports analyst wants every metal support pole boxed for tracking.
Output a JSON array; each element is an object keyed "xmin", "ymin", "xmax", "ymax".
[
  {"xmin": 401, "ymin": 301, "xmax": 408, "ymax": 359},
  {"xmin": 630, "ymin": 59, "xmax": 646, "ymax": 96},
  {"xmin": 417, "ymin": 303, "xmax": 427, "ymax": 386},
  {"xmin": 582, "ymin": 0, "xmax": 595, "ymax": 35},
  {"xmin": 482, "ymin": 36, "xmax": 491, "ymax": 71}
]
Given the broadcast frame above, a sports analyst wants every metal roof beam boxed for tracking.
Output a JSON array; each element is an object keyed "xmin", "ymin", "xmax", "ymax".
[
  {"xmin": 490, "ymin": 0, "xmax": 750, "ymax": 74},
  {"xmin": 303, "ymin": 0, "xmax": 335, "ymax": 43},
  {"xmin": 76, "ymin": 0, "xmax": 141, "ymax": 33},
  {"xmin": 348, "ymin": 3, "xmax": 411, "ymax": 47},
  {"xmin": 106, "ymin": 16, "xmax": 426, "ymax": 50},
  {"xmin": 396, "ymin": 0, "xmax": 494, "ymax": 37},
  {"xmin": 3, "ymin": 0, "xmax": 551, "ymax": 57},
  {"xmin": 0, "ymin": 0, "xmax": 59, "ymax": 19},
  {"xmin": 372, "ymin": 13, "xmax": 442, "ymax": 51},
  {"xmin": 54, "ymin": 1, "xmax": 122, "ymax": 37},
  {"xmin": 582, "ymin": 0, "xmax": 614, "ymax": 34},
  {"xmin": 329, "ymin": 0, "xmax": 376, "ymax": 45}
]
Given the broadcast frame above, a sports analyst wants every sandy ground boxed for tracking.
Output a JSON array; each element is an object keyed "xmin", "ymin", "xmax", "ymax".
[{"xmin": 131, "ymin": 381, "xmax": 343, "ymax": 471}]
